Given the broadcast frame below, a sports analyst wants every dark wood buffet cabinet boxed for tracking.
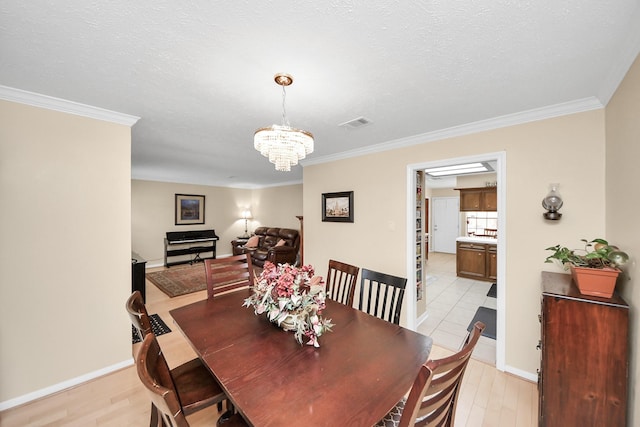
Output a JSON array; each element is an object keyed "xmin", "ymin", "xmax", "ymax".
[{"xmin": 539, "ymin": 272, "xmax": 629, "ymax": 427}]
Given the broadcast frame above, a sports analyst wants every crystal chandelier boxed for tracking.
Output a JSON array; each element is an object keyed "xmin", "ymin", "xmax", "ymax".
[{"xmin": 254, "ymin": 73, "xmax": 314, "ymax": 171}]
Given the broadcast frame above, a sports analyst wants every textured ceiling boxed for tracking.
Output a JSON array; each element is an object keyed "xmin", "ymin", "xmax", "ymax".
[{"xmin": 1, "ymin": 1, "xmax": 639, "ymax": 188}]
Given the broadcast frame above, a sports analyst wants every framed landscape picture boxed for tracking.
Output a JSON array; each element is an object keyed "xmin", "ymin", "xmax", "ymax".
[
  {"xmin": 322, "ymin": 191, "xmax": 354, "ymax": 223},
  {"xmin": 175, "ymin": 194, "xmax": 205, "ymax": 225}
]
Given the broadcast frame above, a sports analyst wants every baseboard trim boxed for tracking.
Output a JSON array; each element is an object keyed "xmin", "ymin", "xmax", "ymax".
[
  {"xmin": 0, "ymin": 358, "xmax": 134, "ymax": 411},
  {"xmin": 504, "ymin": 364, "xmax": 538, "ymax": 383}
]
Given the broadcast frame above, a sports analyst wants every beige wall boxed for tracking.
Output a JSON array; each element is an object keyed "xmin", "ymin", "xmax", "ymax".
[
  {"xmin": 250, "ymin": 184, "xmax": 303, "ymax": 231},
  {"xmin": 132, "ymin": 180, "xmax": 302, "ymax": 266},
  {"xmin": 0, "ymin": 100, "xmax": 132, "ymax": 403},
  {"xmin": 303, "ymin": 109, "xmax": 606, "ymax": 377},
  {"xmin": 605, "ymin": 53, "xmax": 640, "ymax": 426},
  {"xmin": 456, "ymin": 173, "xmax": 497, "ymax": 188}
]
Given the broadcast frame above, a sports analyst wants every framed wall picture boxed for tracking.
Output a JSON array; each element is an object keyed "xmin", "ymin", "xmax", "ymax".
[
  {"xmin": 322, "ymin": 191, "xmax": 354, "ymax": 223},
  {"xmin": 175, "ymin": 194, "xmax": 205, "ymax": 225}
]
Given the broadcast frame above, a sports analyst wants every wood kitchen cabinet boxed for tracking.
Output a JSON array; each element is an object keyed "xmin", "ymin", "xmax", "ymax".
[
  {"xmin": 539, "ymin": 272, "xmax": 628, "ymax": 427},
  {"xmin": 487, "ymin": 245, "xmax": 497, "ymax": 280},
  {"xmin": 456, "ymin": 241, "xmax": 496, "ymax": 282},
  {"xmin": 456, "ymin": 187, "xmax": 497, "ymax": 211}
]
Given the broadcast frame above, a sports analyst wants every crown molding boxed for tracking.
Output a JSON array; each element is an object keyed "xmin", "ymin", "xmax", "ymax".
[
  {"xmin": 130, "ymin": 174, "xmax": 302, "ymax": 190},
  {"xmin": 0, "ymin": 85, "xmax": 139, "ymax": 127},
  {"xmin": 302, "ymin": 97, "xmax": 604, "ymax": 167}
]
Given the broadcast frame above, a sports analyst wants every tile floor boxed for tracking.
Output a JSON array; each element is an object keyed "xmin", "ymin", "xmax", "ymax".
[{"xmin": 416, "ymin": 252, "xmax": 497, "ymax": 365}]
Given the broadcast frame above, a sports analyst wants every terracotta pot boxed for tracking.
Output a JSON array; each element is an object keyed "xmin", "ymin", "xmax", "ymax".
[{"xmin": 570, "ymin": 265, "xmax": 620, "ymax": 298}]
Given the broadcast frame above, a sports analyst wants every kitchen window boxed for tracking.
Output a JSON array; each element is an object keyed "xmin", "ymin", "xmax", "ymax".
[{"xmin": 466, "ymin": 211, "xmax": 498, "ymax": 236}]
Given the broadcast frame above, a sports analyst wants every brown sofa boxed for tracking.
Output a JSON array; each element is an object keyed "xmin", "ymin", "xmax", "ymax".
[{"xmin": 232, "ymin": 227, "xmax": 300, "ymax": 268}]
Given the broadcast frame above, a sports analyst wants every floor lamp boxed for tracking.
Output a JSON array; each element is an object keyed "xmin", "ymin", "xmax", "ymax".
[{"xmin": 241, "ymin": 210, "xmax": 252, "ymax": 238}]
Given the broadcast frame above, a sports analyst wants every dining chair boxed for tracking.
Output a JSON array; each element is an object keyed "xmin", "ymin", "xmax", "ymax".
[
  {"xmin": 126, "ymin": 291, "xmax": 228, "ymax": 425},
  {"xmin": 326, "ymin": 259, "xmax": 360, "ymax": 306},
  {"xmin": 358, "ymin": 268, "xmax": 407, "ymax": 324},
  {"xmin": 137, "ymin": 333, "xmax": 248, "ymax": 427},
  {"xmin": 127, "ymin": 290, "xmax": 153, "ymax": 343},
  {"xmin": 204, "ymin": 254, "xmax": 254, "ymax": 299},
  {"xmin": 375, "ymin": 321, "xmax": 486, "ymax": 427}
]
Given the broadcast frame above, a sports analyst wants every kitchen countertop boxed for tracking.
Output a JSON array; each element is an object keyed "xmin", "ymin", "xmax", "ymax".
[{"xmin": 456, "ymin": 236, "xmax": 498, "ymax": 244}]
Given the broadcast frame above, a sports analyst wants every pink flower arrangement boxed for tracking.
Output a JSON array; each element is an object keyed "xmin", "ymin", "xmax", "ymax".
[{"xmin": 243, "ymin": 261, "xmax": 334, "ymax": 347}]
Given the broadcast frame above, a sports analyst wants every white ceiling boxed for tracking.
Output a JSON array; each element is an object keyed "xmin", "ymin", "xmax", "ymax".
[{"xmin": 2, "ymin": 1, "xmax": 639, "ymax": 188}]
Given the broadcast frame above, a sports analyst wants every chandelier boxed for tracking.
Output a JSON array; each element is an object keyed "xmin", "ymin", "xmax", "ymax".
[{"xmin": 254, "ymin": 73, "xmax": 314, "ymax": 171}]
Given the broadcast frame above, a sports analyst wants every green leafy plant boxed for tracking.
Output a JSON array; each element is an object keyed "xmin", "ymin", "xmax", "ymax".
[{"xmin": 545, "ymin": 238, "xmax": 629, "ymax": 270}]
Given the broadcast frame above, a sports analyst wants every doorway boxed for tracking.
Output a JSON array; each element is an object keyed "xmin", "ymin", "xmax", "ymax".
[{"xmin": 406, "ymin": 151, "xmax": 506, "ymax": 371}]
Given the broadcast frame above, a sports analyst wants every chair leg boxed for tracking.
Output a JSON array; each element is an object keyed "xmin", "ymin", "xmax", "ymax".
[
  {"xmin": 216, "ymin": 400, "xmax": 235, "ymax": 425},
  {"xmin": 149, "ymin": 402, "xmax": 160, "ymax": 427}
]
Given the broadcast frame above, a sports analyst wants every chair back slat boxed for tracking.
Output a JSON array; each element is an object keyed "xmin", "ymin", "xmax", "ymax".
[
  {"xmin": 326, "ymin": 259, "xmax": 359, "ymax": 306},
  {"xmin": 398, "ymin": 321, "xmax": 485, "ymax": 427},
  {"xmin": 137, "ymin": 333, "xmax": 190, "ymax": 427},
  {"xmin": 205, "ymin": 254, "xmax": 254, "ymax": 299},
  {"xmin": 358, "ymin": 268, "xmax": 407, "ymax": 324}
]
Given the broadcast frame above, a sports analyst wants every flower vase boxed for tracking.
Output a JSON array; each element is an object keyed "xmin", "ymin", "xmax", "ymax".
[{"xmin": 279, "ymin": 313, "xmax": 301, "ymax": 331}]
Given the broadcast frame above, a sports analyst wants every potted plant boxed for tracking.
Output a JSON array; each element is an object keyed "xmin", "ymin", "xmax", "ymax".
[{"xmin": 545, "ymin": 238, "xmax": 629, "ymax": 298}]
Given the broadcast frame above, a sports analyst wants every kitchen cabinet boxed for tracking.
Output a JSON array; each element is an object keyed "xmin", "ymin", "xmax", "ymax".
[
  {"xmin": 539, "ymin": 272, "xmax": 628, "ymax": 427},
  {"xmin": 456, "ymin": 241, "xmax": 496, "ymax": 282},
  {"xmin": 455, "ymin": 187, "xmax": 497, "ymax": 211},
  {"xmin": 487, "ymin": 245, "xmax": 497, "ymax": 280}
]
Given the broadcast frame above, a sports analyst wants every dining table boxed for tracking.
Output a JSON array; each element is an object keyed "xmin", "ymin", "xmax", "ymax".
[{"xmin": 169, "ymin": 289, "xmax": 433, "ymax": 427}]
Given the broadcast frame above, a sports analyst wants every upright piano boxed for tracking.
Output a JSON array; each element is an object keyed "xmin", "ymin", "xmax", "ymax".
[{"xmin": 164, "ymin": 229, "xmax": 219, "ymax": 267}]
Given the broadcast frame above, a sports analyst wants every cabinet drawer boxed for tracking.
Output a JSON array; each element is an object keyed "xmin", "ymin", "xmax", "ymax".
[{"xmin": 457, "ymin": 242, "xmax": 486, "ymax": 251}]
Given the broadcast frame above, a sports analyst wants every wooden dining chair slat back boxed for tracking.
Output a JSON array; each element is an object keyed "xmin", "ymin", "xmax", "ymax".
[
  {"xmin": 376, "ymin": 321, "xmax": 485, "ymax": 427},
  {"xmin": 137, "ymin": 333, "xmax": 191, "ymax": 427},
  {"xmin": 126, "ymin": 290, "xmax": 152, "ymax": 342},
  {"xmin": 126, "ymin": 291, "xmax": 228, "ymax": 425},
  {"xmin": 358, "ymin": 268, "xmax": 407, "ymax": 324},
  {"xmin": 326, "ymin": 259, "xmax": 360, "ymax": 306},
  {"xmin": 204, "ymin": 254, "xmax": 254, "ymax": 299}
]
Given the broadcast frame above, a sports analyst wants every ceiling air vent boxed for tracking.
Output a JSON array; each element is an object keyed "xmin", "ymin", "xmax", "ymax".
[{"xmin": 338, "ymin": 116, "xmax": 372, "ymax": 129}]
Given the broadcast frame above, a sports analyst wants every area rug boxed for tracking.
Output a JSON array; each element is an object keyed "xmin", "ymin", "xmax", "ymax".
[
  {"xmin": 487, "ymin": 283, "xmax": 497, "ymax": 298},
  {"xmin": 132, "ymin": 314, "xmax": 172, "ymax": 344},
  {"xmin": 147, "ymin": 264, "xmax": 207, "ymax": 297},
  {"xmin": 467, "ymin": 306, "xmax": 497, "ymax": 340}
]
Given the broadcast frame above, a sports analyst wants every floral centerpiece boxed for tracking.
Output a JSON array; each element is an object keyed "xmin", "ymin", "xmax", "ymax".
[{"xmin": 243, "ymin": 261, "xmax": 334, "ymax": 347}]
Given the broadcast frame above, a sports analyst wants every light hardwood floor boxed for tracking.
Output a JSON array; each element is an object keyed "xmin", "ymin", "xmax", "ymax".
[{"xmin": 0, "ymin": 265, "xmax": 538, "ymax": 427}]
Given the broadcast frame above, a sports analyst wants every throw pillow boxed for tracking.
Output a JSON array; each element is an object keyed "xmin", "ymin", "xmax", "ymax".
[
  {"xmin": 245, "ymin": 235, "xmax": 259, "ymax": 247},
  {"xmin": 275, "ymin": 239, "xmax": 286, "ymax": 247}
]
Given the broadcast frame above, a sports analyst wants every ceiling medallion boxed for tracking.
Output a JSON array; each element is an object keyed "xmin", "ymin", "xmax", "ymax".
[{"xmin": 254, "ymin": 73, "xmax": 314, "ymax": 171}]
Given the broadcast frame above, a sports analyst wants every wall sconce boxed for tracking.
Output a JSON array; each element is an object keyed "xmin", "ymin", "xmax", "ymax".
[
  {"xmin": 241, "ymin": 210, "xmax": 252, "ymax": 238},
  {"xmin": 542, "ymin": 184, "xmax": 563, "ymax": 220}
]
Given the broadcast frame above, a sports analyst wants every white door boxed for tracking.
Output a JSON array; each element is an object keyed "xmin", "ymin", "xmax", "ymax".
[{"xmin": 431, "ymin": 197, "xmax": 459, "ymax": 253}]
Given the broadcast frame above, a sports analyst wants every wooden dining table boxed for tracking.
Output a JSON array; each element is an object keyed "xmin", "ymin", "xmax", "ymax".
[{"xmin": 169, "ymin": 289, "xmax": 433, "ymax": 427}]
